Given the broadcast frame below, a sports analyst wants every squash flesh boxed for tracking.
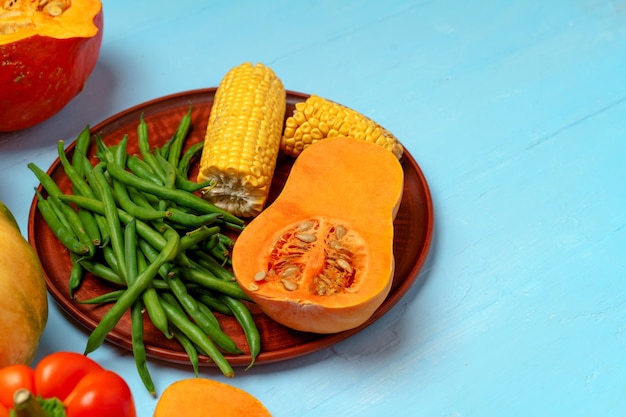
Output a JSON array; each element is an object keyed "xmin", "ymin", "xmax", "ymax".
[
  {"xmin": 0, "ymin": 0, "xmax": 101, "ymax": 42},
  {"xmin": 154, "ymin": 378, "xmax": 272, "ymax": 417},
  {"xmin": 233, "ymin": 137, "xmax": 404, "ymax": 334}
]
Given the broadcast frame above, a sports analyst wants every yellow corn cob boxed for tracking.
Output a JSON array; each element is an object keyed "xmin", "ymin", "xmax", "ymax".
[
  {"xmin": 197, "ymin": 62, "xmax": 286, "ymax": 218},
  {"xmin": 281, "ymin": 94, "xmax": 403, "ymax": 159}
]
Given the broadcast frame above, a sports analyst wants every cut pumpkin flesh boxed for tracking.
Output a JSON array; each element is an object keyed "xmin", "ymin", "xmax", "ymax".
[{"xmin": 232, "ymin": 137, "xmax": 404, "ymax": 334}]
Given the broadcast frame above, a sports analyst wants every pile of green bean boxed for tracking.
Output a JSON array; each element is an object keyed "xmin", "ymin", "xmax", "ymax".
[{"xmin": 29, "ymin": 109, "xmax": 260, "ymax": 396}]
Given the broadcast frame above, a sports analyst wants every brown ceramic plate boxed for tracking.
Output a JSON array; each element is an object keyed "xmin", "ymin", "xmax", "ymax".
[{"xmin": 28, "ymin": 88, "xmax": 434, "ymax": 367}]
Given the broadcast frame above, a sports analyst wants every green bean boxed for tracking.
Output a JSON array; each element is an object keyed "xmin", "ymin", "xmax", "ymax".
[
  {"xmin": 166, "ymin": 209, "xmax": 222, "ymax": 229},
  {"xmin": 49, "ymin": 194, "xmax": 95, "ymax": 258},
  {"xmin": 192, "ymin": 289, "xmax": 233, "ymax": 316},
  {"xmin": 143, "ymin": 287, "xmax": 172, "ymax": 338},
  {"xmin": 73, "ymin": 152, "xmax": 111, "ymax": 247},
  {"xmin": 155, "ymin": 153, "xmax": 177, "ymax": 189},
  {"xmin": 138, "ymin": 240, "xmax": 236, "ymax": 352},
  {"xmin": 159, "ymin": 296, "xmax": 234, "ymax": 378},
  {"xmin": 105, "ymin": 162, "xmax": 244, "ymax": 226},
  {"xmin": 174, "ymin": 173, "xmax": 213, "ymax": 193},
  {"xmin": 203, "ymin": 233, "xmax": 220, "ymax": 251},
  {"xmin": 136, "ymin": 114, "xmax": 166, "ymax": 182},
  {"xmin": 102, "ymin": 246, "xmax": 124, "ymax": 280},
  {"xmin": 137, "ymin": 238, "xmax": 180, "ymax": 287},
  {"xmin": 130, "ymin": 299, "xmax": 156, "ymax": 396},
  {"xmin": 71, "ymin": 125, "xmax": 92, "ymax": 175},
  {"xmin": 177, "ymin": 141, "xmax": 203, "ymax": 177},
  {"xmin": 57, "ymin": 140, "xmax": 94, "ymax": 198},
  {"xmin": 68, "ymin": 253, "xmax": 85, "ymax": 298},
  {"xmin": 78, "ymin": 207, "xmax": 101, "ymax": 247},
  {"xmin": 78, "ymin": 258, "xmax": 125, "ymax": 286},
  {"xmin": 111, "ymin": 135, "xmax": 129, "ymax": 166},
  {"xmin": 84, "ymin": 228, "xmax": 180, "ymax": 355},
  {"xmin": 166, "ymin": 271, "xmax": 241, "ymax": 354},
  {"xmin": 34, "ymin": 190, "xmax": 90, "ymax": 255},
  {"xmin": 179, "ymin": 267, "xmax": 249, "ymax": 300},
  {"xmin": 207, "ymin": 242, "xmax": 230, "ymax": 266},
  {"xmin": 159, "ymin": 291, "xmax": 183, "ymax": 311},
  {"xmin": 157, "ymin": 134, "xmax": 175, "ymax": 160},
  {"xmin": 220, "ymin": 295, "xmax": 260, "ymax": 369},
  {"xmin": 112, "ymin": 178, "xmax": 171, "ymax": 221},
  {"xmin": 126, "ymin": 185, "xmax": 161, "ymax": 209},
  {"xmin": 124, "ymin": 218, "xmax": 138, "ymax": 285},
  {"xmin": 94, "ymin": 134, "xmax": 114, "ymax": 163},
  {"xmin": 126, "ymin": 155, "xmax": 163, "ymax": 186},
  {"xmin": 95, "ymin": 214, "xmax": 111, "ymax": 248},
  {"xmin": 137, "ymin": 249, "xmax": 172, "ymax": 339},
  {"xmin": 167, "ymin": 104, "xmax": 192, "ymax": 167},
  {"xmin": 171, "ymin": 327, "xmax": 200, "ymax": 376},
  {"xmin": 30, "ymin": 165, "xmax": 94, "ymax": 255},
  {"xmin": 28, "ymin": 162, "xmax": 63, "ymax": 197},
  {"xmin": 179, "ymin": 225, "xmax": 220, "ymax": 251},
  {"xmin": 190, "ymin": 250, "xmax": 235, "ymax": 281},
  {"xmin": 150, "ymin": 279, "xmax": 170, "ymax": 290},
  {"xmin": 58, "ymin": 194, "xmax": 173, "ymax": 255},
  {"xmin": 93, "ymin": 162, "xmax": 126, "ymax": 280},
  {"xmin": 46, "ymin": 194, "xmax": 74, "ymax": 233},
  {"xmin": 76, "ymin": 289, "xmax": 125, "ymax": 304},
  {"xmin": 195, "ymin": 299, "xmax": 221, "ymax": 329},
  {"xmin": 76, "ymin": 152, "xmax": 102, "ymax": 198}
]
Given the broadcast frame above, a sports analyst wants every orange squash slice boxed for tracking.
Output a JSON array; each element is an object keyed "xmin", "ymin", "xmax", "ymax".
[{"xmin": 232, "ymin": 137, "xmax": 404, "ymax": 334}]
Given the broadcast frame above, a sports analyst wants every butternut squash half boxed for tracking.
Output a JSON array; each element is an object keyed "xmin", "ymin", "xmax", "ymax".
[{"xmin": 232, "ymin": 137, "xmax": 404, "ymax": 334}]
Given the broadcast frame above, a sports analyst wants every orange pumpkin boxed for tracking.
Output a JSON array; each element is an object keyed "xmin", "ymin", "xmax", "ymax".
[
  {"xmin": 0, "ymin": 200, "xmax": 48, "ymax": 367},
  {"xmin": 154, "ymin": 378, "xmax": 272, "ymax": 417},
  {"xmin": 0, "ymin": 0, "xmax": 103, "ymax": 132},
  {"xmin": 232, "ymin": 137, "xmax": 404, "ymax": 334}
]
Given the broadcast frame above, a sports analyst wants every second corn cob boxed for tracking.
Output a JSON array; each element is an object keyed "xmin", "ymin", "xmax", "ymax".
[
  {"xmin": 281, "ymin": 94, "xmax": 403, "ymax": 159},
  {"xmin": 197, "ymin": 62, "xmax": 286, "ymax": 218}
]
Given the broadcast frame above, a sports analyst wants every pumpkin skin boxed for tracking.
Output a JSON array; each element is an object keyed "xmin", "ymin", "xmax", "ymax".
[
  {"xmin": 0, "ymin": 200, "xmax": 48, "ymax": 367},
  {"xmin": 0, "ymin": 0, "xmax": 103, "ymax": 132},
  {"xmin": 232, "ymin": 137, "xmax": 404, "ymax": 334}
]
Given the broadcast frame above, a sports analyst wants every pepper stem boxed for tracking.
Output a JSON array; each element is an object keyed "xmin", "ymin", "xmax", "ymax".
[{"xmin": 13, "ymin": 389, "xmax": 48, "ymax": 417}]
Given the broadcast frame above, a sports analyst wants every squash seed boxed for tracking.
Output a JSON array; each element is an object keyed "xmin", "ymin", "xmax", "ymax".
[
  {"xmin": 298, "ymin": 220, "xmax": 314, "ymax": 231},
  {"xmin": 280, "ymin": 265, "xmax": 299, "ymax": 277},
  {"xmin": 329, "ymin": 240, "xmax": 343, "ymax": 250},
  {"xmin": 336, "ymin": 258, "xmax": 353, "ymax": 273},
  {"xmin": 334, "ymin": 225, "xmax": 347, "ymax": 240},
  {"xmin": 281, "ymin": 278, "xmax": 298, "ymax": 291},
  {"xmin": 253, "ymin": 270, "xmax": 267, "ymax": 281},
  {"xmin": 248, "ymin": 283, "xmax": 259, "ymax": 291},
  {"xmin": 295, "ymin": 232, "xmax": 316, "ymax": 243}
]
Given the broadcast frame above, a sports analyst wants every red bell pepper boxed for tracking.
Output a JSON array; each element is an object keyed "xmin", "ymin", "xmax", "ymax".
[{"xmin": 0, "ymin": 352, "xmax": 136, "ymax": 417}]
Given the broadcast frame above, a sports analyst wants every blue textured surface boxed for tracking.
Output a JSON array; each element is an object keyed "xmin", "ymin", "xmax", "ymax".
[{"xmin": 1, "ymin": 1, "xmax": 625, "ymax": 415}]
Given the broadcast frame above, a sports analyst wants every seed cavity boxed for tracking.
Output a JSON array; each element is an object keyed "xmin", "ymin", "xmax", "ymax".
[{"xmin": 263, "ymin": 217, "xmax": 362, "ymax": 296}]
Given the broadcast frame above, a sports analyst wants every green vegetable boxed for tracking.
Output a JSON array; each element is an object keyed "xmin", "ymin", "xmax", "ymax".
[{"xmin": 30, "ymin": 110, "xmax": 261, "ymax": 391}]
